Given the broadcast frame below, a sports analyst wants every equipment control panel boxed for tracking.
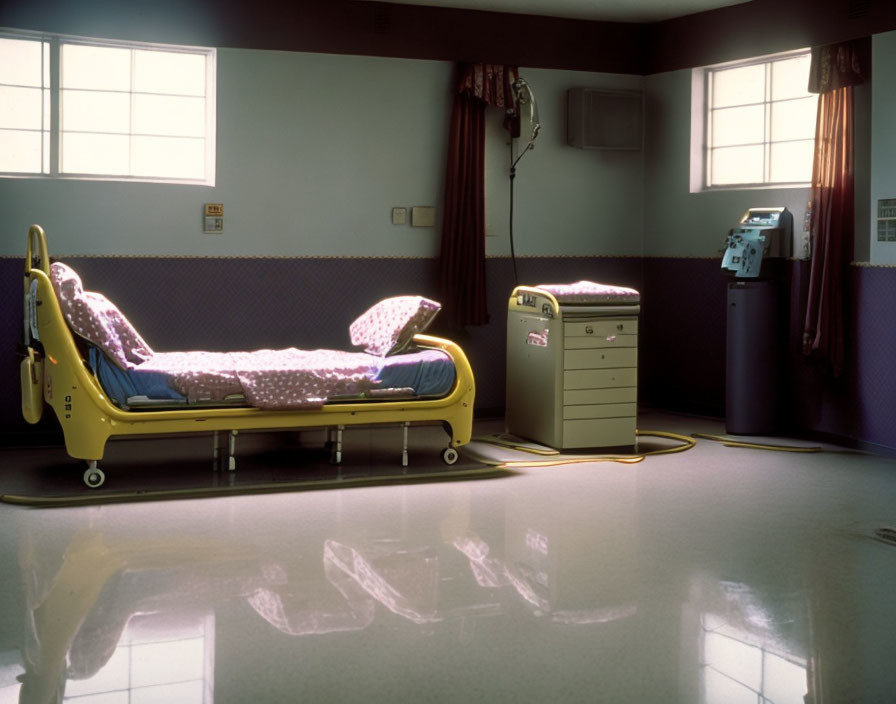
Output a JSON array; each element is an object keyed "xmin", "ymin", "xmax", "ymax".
[{"xmin": 721, "ymin": 207, "xmax": 793, "ymax": 278}]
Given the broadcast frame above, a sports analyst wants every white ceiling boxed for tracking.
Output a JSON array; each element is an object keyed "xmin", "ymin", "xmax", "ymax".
[{"xmin": 363, "ymin": 0, "xmax": 753, "ymax": 23}]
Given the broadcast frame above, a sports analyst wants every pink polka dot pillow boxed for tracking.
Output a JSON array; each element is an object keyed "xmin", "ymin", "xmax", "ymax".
[
  {"xmin": 349, "ymin": 296, "xmax": 441, "ymax": 356},
  {"xmin": 51, "ymin": 262, "xmax": 154, "ymax": 370}
]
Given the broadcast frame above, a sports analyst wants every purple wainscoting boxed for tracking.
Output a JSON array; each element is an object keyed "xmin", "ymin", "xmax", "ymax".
[
  {"xmin": 2, "ymin": 254, "xmax": 641, "ymax": 442},
  {"xmin": 640, "ymin": 257, "xmax": 728, "ymax": 418},
  {"xmin": 850, "ymin": 266, "xmax": 896, "ymax": 449},
  {"xmin": 4, "ymin": 254, "xmax": 896, "ymax": 452}
]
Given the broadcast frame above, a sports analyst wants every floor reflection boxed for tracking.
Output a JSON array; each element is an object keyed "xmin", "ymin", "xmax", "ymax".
[
  {"xmin": 691, "ymin": 580, "xmax": 809, "ymax": 704},
  {"xmin": 3, "ymin": 440, "xmax": 892, "ymax": 704}
]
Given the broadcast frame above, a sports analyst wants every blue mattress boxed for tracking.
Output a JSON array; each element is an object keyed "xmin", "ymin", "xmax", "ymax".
[{"xmin": 88, "ymin": 346, "xmax": 456, "ymax": 410}]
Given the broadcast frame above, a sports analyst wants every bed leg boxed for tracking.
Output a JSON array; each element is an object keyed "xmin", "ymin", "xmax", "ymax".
[
  {"xmin": 329, "ymin": 425, "xmax": 344, "ymax": 465},
  {"xmin": 228, "ymin": 430, "xmax": 238, "ymax": 471},
  {"xmin": 401, "ymin": 422, "xmax": 410, "ymax": 468}
]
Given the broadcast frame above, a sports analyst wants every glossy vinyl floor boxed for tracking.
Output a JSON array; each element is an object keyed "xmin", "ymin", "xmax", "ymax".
[{"xmin": 1, "ymin": 411, "xmax": 895, "ymax": 704}]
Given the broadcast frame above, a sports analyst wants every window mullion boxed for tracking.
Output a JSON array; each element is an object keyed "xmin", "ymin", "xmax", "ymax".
[
  {"xmin": 763, "ymin": 62, "xmax": 771, "ymax": 184},
  {"xmin": 49, "ymin": 37, "xmax": 60, "ymax": 176},
  {"xmin": 705, "ymin": 70, "xmax": 713, "ymax": 187},
  {"xmin": 129, "ymin": 48, "xmax": 136, "ymax": 177}
]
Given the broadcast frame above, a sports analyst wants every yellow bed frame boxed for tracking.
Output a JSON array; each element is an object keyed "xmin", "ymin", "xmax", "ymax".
[{"xmin": 21, "ymin": 225, "xmax": 475, "ymax": 487}]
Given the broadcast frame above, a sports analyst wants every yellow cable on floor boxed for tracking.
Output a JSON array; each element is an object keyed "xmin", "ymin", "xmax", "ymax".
[
  {"xmin": 471, "ymin": 429, "xmax": 696, "ymax": 468},
  {"xmin": 636, "ymin": 429, "xmax": 697, "ymax": 456},
  {"xmin": 691, "ymin": 432, "xmax": 822, "ymax": 453}
]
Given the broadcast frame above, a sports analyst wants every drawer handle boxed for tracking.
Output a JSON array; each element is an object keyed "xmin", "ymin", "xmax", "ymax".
[
  {"xmin": 585, "ymin": 326, "xmax": 593, "ymax": 334},
  {"xmin": 616, "ymin": 324, "xmax": 624, "ymax": 331}
]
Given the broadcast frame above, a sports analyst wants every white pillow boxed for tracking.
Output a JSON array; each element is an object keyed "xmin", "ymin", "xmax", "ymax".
[
  {"xmin": 349, "ymin": 296, "xmax": 441, "ymax": 356},
  {"xmin": 50, "ymin": 262, "xmax": 154, "ymax": 369}
]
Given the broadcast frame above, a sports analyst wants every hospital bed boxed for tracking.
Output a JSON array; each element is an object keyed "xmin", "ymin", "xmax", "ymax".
[{"xmin": 20, "ymin": 225, "xmax": 475, "ymax": 488}]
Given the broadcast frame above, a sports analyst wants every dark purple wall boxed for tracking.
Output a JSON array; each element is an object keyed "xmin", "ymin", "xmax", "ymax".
[
  {"xmin": 6, "ymin": 255, "xmax": 896, "ymax": 451},
  {"xmin": 5, "ymin": 0, "xmax": 896, "ymax": 75}
]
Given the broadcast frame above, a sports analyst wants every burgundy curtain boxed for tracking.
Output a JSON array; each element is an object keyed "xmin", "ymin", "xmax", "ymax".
[
  {"xmin": 439, "ymin": 63, "xmax": 518, "ymax": 327},
  {"xmin": 802, "ymin": 38, "xmax": 869, "ymax": 376}
]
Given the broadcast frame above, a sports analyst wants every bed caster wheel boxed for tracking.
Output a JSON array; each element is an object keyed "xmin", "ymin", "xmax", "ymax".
[
  {"xmin": 83, "ymin": 463, "xmax": 105, "ymax": 488},
  {"xmin": 441, "ymin": 447, "xmax": 459, "ymax": 466}
]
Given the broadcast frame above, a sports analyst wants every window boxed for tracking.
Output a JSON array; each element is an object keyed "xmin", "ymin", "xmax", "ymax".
[
  {"xmin": 0, "ymin": 29, "xmax": 215, "ymax": 185},
  {"xmin": 698, "ymin": 50, "xmax": 817, "ymax": 189},
  {"xmin": 701, "ymin": 613, "xmax": 808, "ymax": 704}
]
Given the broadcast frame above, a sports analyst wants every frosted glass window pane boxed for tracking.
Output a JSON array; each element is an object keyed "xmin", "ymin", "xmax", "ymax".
[
  {"xmin": 62, "ymin": 133, "xmax": 130, "ymax": 174},
  {"xmin": 711, "ymin": 105, "xmax": 764, "ymax": 147},
  {"xmin": 710, "ymin": 145, "xmax": 763, "ymax": 185},
  {"xmin": 135, "ymin": 50, "xmax": 206, "ymax": 96},
  {"xmin": 712, "ymin": 64, "xmax": 765, "ymax": 107},
  {"xmin": 770, "ymin": 140, "xmax": 814, "ymax": 182},
  {"xmin": 133, "ymin": 136, "xmax": 205, "ymax": 179},
  {"xmin": 771, "ymin": 97, "xmax": 817, "ymax": 141},
  {"xmin": 763, "ymin": 653, "xmax": 808, "ymax": 704},
  {"xmin": 772, "ymin": 55, "xmax": 812, "ymax": 100},
  {"xmin": 62, "ymin": 90, "xmax": 130, "ymax": 133},
  {"xmin": 0, "ymin": 37, "xmax": 43, "ymax": 86},
  {"xmin": 64, "ymin": 646, "xmax": 130, "ymax": 696},
  {"xmin": 131, "ymin": 680, "xmax": 204, "ymax": 704},
  {"xmin": 62, "ymin": 44, "xmax": 131, "ymax": 90},
  {"xmin": 703, "ymin": 668, "xmax": 757, "ymax": 704},
  {"xmin": 0, "ymin": 129, "xmax": 42, "ymax": 172},
  {"xmin": 133, "ymin": 94, "xmax": 205, "ymax": 137},
  {"xmin": 131, "ymin": 638, "xmax": 205, "ymax": 687},
  {"xmin": 0, "ymin": 86, "xmax": 42, "ymax": 129},
  {"xmin": 0, "ymin": 683, "xmax": 22, "ymax": 703},
  {"xmin": 2, "ymin": 32, "xmax": 213, "ymax": 182},
  {"xmin": 704, "ymin": 631, "xmax": 762, "ymax": 689},
  {"xmin": 62, "ymin": 692, "xmax": 129, "ymax": 704}
]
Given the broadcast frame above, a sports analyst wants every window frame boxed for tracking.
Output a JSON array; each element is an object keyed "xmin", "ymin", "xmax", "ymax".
[
  {"xmin": 0, "ymin": 28, "xmax": 216, "ymax": 186},
  {"xmin": 693, "ymin": 48, "xmax": 816, "ymax": 192}
]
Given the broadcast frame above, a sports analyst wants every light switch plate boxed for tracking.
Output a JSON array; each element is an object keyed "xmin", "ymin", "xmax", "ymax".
[{"xmin": 411, "ymin": 206, "xmax": 436, "ymax": 227}]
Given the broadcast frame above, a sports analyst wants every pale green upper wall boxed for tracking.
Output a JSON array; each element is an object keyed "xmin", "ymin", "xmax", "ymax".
[
  {"xmin": 0, "ymin": 49, "xmax": 644, "ymax": 258},
  {"xmin": 643, "ymin": 42, "xmax": 880, "ymax": 263},
  {"xmin": 486, "ymin": 67, "xmax": 645, "ymax": 258},
  {"xmin": 2, "ymin": 39, "xmax": 889, "ymax": 262},
  {"xmin": 643, "ymin": 68, "xmax": 812, "ymax": 259},
  {"xmin": 1, "ymin": 50, "xmax": 453, "ymax": 257}
]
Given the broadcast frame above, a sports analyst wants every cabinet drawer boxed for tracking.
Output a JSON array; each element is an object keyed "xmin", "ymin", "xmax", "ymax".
[
  {"xmin": 562, "ymin": 417, "xmax": 637, "ymax": 448},
  {"xmin": 565, "ymin": 319, "xmax": 638, "ymax": 338},
  {"xmin": 564, "ymin": 347, "xmax": 637, "ymax": 370},
  {"xmin": 563, "ymin": 403, "xmax": 637, "ymax": 420},
  {"xmin": 564, "ymin": 368, "xmax": 637, "ymax": 390},
  {"xmin": 564, "ymin": 387, "xmax": 637, "ymax": 405},
  {"xmin": 565, "ymin": 334, "xmax": 637, "ymax": 350}
]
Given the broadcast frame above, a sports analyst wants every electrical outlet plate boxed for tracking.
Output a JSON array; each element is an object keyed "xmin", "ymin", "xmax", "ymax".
[{"xmin": 391, "ymin": 207, "xmax": 407, "ymax": 225}]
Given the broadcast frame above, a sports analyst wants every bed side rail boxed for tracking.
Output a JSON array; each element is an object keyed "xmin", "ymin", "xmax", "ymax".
[
  {"xmin": 25, "ymin": 224, "xmax": 50, "ymax": 280},
  {"xmin": 22, "ymin": 225, "xmax": 51, "ymax": 424}
]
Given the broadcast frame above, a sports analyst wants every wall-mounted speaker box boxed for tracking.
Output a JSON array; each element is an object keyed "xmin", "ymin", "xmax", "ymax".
[{"xmin": 567, "ymin": 88, "xmax": 643, "ymax": 150}]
